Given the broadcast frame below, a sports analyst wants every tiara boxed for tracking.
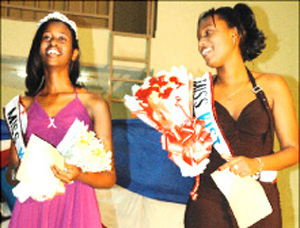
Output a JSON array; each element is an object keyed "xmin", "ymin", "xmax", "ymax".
[{"xmin": 37, "ymin": 11, "xmax": 78, "ymax": 39}]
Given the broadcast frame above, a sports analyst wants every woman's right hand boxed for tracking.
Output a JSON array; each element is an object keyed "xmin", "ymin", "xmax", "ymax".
[{"xmin": 51, "ymin": 163, "xmax": 82, "ymax": 184}]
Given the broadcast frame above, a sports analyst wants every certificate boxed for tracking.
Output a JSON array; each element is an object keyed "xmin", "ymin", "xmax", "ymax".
[
  {"xmin": 14, "ymin": 134, "xmax": 65, "ymax": 202},
  {"xmin": 211, "ymin": 168, "xmax": 272, "ymax": 228}
]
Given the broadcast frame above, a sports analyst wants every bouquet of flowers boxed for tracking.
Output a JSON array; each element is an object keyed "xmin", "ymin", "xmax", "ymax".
[
  {"xmin": 13, "ymin": 119, "xmax": 112, "ymax": 203},
  {"xmin": 57, "ymin": 118, "xmax": 113, "ymax": 173},
  {"xmin": 124, "ymin": 66, "xmax": 213, "ymax": 178}
]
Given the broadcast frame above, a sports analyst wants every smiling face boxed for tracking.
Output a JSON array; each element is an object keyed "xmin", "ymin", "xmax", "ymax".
[
  {"xmin": 197, "ymin": 15, "xmax": 238, "ymax": 68},
  {"xmin": 39, "ymin": 21, "xmax": 78, "ymax": 70}
]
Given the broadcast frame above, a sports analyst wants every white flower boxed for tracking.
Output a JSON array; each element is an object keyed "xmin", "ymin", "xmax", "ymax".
[{"xmin": 57, "ymin": 119, "xmax": 112, "ymax": 173}]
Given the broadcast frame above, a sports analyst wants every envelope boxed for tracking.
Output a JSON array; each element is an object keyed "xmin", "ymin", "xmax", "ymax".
[
  {"xmin": 211, "ymin": 168, "xmax": 272, "ymax": 228},
  {"xmin": 15, "ymin": 134, "xmax": 65, "ymax": 202},
  {"xmin": 17, "ymin": 134, "xmax": 65, "ymax": 182}
]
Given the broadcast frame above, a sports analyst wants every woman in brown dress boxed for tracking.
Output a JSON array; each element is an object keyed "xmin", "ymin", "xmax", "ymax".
[{"xmin": 184, "ymin": 3, "xmax": 299, "ymax": 227}]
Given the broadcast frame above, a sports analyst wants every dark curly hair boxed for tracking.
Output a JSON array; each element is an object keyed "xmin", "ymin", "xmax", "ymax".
[
  {"xmin": 197, "ymin": 3, "xmax": 266, "ymax": 62},
  {"xmin": 25, "ymin": 19, "xmax": 81, "ymax": 96}
]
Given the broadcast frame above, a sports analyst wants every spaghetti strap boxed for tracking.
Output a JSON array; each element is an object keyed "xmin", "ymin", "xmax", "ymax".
[
  {"xmin": 34, "ymin": 90, "xmax": 43, "ymax": 102},
  {"xmin": 74, "ymin": 87, "xmax": 78, "ymax": 98}
]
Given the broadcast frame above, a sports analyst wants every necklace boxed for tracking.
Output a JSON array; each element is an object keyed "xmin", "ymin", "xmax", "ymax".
[{"xmin": 226, "ymin": 81, "xmax": 249, "ymax": 101}]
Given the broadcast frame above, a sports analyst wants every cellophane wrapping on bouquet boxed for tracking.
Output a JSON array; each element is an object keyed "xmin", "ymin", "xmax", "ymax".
[
  {"xmin": 57, "ymin": 118, "xmax": 113, "ymax": 173},
  {"xmin": 124, "ymin": 66, "xmax": 213, "ymax": 177},
  {"xmin": 13, "ymin": 119, "xmax": 113, "ymax": 203}
]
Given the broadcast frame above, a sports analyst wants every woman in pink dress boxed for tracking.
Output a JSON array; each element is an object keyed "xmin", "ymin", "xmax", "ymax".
[{"xmin": 6, "ymin": 12, "xmax": 116, "ymax": 228}]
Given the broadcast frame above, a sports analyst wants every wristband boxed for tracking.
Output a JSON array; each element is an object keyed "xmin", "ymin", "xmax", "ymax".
[
  {"xmin": 11, "ymin": 166, "xmax": 18, "ymax": 182},
  {"xmin": 252, "ymin": 157, "xmax": 263, "ymax": 180}
]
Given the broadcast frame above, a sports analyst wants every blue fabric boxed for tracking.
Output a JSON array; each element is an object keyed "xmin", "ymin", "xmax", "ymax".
[
  {"xmin": 1, "ymin": 119, "xmax": 11, "ymax": 140},
  {"xmin": 1, "ymin": 119, "xmax": 16, "ymax": 211},
  {"xmin": 0, "ymin": 119, "xmax": 194, "ymax": 207},
  {"xmin": 1, "ymin": 166, "xmax": 16, "ymax": 211},
  {"xmin": 112, "ymin": 119, "xmax": 194, "ymax": 204}
]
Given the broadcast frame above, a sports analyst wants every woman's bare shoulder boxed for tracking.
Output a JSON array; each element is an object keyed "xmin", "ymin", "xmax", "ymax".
[
  {"xmin": 252, "ymin": 71, "xmax": 292, "ymax": 109},
  {"xmin": 77, "ymin": 88, "xmax": 108, "ymax": 110},
  {"xmin": 20, "ymin": 96, "xmax": 35, "ymax": 110},
  {"xmin": 252, "ymin": 71, "xmax": 288, "ymax": 91}
]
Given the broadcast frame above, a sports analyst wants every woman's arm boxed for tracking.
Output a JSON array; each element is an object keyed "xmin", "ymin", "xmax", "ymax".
[
  {"xmin": 6, "ymin": 141, "xmax": 20, "ymax": 186},
  {"xmin": 258, "ymin": 74, "xmax": 299, "ymax": 170}
]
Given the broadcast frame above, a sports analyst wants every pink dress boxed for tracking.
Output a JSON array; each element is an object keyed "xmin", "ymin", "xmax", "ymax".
[{"xmin": 9, "ymin": 90, "xmax": 103, "ymax": 228}]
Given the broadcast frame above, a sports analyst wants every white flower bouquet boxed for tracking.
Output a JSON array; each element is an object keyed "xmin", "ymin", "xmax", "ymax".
[
  {"xmin": 57, "ymin": 118, "xmax": 113, "ymax": 173},
  {"xmin": 124, "ymin": 66, "xmax": 213, "ymax": 177}
]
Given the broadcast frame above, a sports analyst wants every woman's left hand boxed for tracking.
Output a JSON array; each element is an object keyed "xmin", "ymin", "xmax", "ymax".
[
  {"xmin": 218, "ymin": 154, "xmax": 261, "ymax": 177},
  {"xmin": 51, "ymin": 163, "xmax": 82, "ymax": 184}
]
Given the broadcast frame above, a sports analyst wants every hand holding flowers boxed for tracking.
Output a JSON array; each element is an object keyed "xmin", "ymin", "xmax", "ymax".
[
  {"xmin": 50, "ymin": 163, "xmax": 82, "ymax": 185},
  {"xmin": 57, "ymin": 118, "xmax": 113, "ymax": 173}
]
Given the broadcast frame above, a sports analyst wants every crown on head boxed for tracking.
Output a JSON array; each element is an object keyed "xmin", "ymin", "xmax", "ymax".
[{"xmin": 37, "ymin": 11, "xmax": 78, "ymax": 39}]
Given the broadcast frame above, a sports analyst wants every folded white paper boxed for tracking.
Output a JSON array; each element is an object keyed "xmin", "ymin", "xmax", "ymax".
[
  {"xmin": 14, "ymin": 134, "xmax": 65, "ymax": 202},
  {"xmin": 211, "ymin": 169, "xmax": 272, "ymax": 228}
]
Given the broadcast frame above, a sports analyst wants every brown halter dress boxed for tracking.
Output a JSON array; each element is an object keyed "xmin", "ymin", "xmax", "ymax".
[{"xmin": 185, "ymin": 70, "xmax": 281, "ymax": 228}]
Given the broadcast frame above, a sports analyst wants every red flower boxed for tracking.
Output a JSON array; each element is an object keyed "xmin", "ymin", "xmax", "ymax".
[
  {"xmin": 160, "ymin": 87, "xmax": 173, "ymax": 99},
  {"xmin": 135, "ymin": 75, "xmax": 185, "ymax": 102}
]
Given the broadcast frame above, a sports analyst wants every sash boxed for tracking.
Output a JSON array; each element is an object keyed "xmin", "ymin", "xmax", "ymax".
[
  {"xmin": 3, "ymin": 96, "xmax": 27, "ymax": 160},
  {"xmin": 193, "ymin": 73, "xmax": 233, "ymax": 157},
  {"xmin": 193, "ymin": 73, "xmax": 276, "ymax": 183}
]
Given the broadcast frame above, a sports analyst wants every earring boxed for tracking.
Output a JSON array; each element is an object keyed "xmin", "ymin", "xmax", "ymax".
[{"xmin": 232, "ymin": 34, "xmax": 237, "ymax": 46}]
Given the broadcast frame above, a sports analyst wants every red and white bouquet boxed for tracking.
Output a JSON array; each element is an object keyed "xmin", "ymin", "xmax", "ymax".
[{"xmin": 124, "ymin": 66, "xmax": 213, "ymax": 177}]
